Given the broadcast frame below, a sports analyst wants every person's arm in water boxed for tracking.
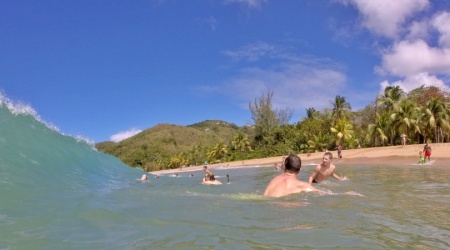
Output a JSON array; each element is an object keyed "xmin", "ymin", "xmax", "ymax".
[
  {"xmin": 331, "ymin": 172, "xmax": 348, "ymax": 181},
  {"xmin": 303, "ymin": 182, "xmax": 326, "ymax": 194}
]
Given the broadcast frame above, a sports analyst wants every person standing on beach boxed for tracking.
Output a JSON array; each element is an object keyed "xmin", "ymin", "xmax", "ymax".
[
  {"xmin": 337, "ymin": 145, "xmax": 343, "ymax": 159},
  {"xmin": 401, "ymin": 133, "xmax": 406, "ymax": 147},
  {"xmin": 423, "ymin": 143, "xmax": 432, "ymax": 162},
  {"xmin": 309, "ymin": 152, "xmax": 348, "ymax": 184},
  {"xmin": 264, "ymin": 154, "xmax": 323, "ymax": 197}
]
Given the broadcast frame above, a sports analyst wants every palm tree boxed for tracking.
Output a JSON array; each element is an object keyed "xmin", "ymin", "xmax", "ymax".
[
  {"xmin": 366, "ymin": 113, "xmax": 389, "ymax": 146},
  {"xmin": 329, "ymin": 95, "xmax": 351, "ymax": 125},
  {"xmin": 419, "ymin": 98, "xmax": 450, "ymax": 143},
  {"xmin": 377, "ymin": 86, "xmax": 405, "ymax": 113},
  {"xmin": 231, "ymin": 132, "xmax": 252, "ymax": 152},
  {"xmin": 207, "ymin": 143, "xmax": 228, "ymax": 163},
  {"xmin": 307, "ymin": 132, "xmax": 328, "ymax": 152},
  {"xmin": 330, "ymin": 119, "xmax": 354, "ymax": 146},
  {"xmin": 390, "ymin": 99, "xmax": 420, "ymax": 144},
  {"xmin": 168, "ymin": 154, "xmax": 182, "ymax": 169}
]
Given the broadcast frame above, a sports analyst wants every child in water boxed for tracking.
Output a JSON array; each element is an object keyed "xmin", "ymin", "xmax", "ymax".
[{"xmin": 419, "ymin": 151, "xmax": 425, "ymax": 164}]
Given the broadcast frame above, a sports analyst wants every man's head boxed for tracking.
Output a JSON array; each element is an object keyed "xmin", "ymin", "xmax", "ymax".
[
  {"xmin": 322, "ymin": 152, "xmax": 333, "ymax": 165},
  {"xmin": 284, "ymin": 154, "xmax": 302, "ymax": 174}
]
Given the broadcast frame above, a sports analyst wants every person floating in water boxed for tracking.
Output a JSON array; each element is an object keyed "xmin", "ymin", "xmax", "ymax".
[
  {"xmin": 140, "ymin": 174, "xmax": 147, "ymax": 180},
  {"xmin": 202, "ymin": 173, "xmax": 222, "ymax": 185},
  {"xmin": 264, "ymin": 154, "xmax": 323, "ymax": 197},
  {"xmin": 419, "ymin": 151, "xmax": 425, "ymax": 164},
  {"xmin": 309, "ymin": 152, "xmax": 348, "ymax": 184}
]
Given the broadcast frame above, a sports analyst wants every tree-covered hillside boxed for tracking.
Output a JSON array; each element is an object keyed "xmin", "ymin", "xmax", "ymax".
[{"xmin": 96, "ymin": 86, "xmax": 450, "ymax": 172}]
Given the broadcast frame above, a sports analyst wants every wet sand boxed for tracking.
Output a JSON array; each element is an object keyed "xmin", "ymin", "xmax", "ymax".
[{"xmin": 151, "ymin": 143, "xmax": 450, "ymax": 174}]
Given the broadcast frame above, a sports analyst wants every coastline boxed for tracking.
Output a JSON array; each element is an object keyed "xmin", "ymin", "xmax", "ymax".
[{"xmin": 150, "ymin": 142, "xmax": 450, "ymax": 174}]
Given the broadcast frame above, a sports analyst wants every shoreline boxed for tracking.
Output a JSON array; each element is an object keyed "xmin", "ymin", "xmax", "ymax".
[{"xmin": 150, "ymin": 143, "xmax": 450, "ymax": 174}]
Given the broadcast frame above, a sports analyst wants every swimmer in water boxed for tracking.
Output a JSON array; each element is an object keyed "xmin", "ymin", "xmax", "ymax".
[
  {"xmin": 140, "ymin": 174, "xmax": 147, "ymax": 180},
  {"xmin": 419, "ymin": 151, "xmax": 425, "ymax": 164},
  {"xmin": 309, "ymin": 152, "xmax": 348, "ymax": 184},
  {"xmin": 202, "ymin": 173, "xmax": 222, "ymax": 185},
  {"xmin": 264, "ymin": 154, "xmax": 323, "ymax": 197}
]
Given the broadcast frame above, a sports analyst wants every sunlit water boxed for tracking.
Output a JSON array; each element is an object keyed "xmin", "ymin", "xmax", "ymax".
[{"xmin": 1, "ymin": 97, "xmax": 449, "ymax": 249}]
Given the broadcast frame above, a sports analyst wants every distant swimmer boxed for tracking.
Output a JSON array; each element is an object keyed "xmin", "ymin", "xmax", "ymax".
[
  {"xmin": 170, "ymin": 173, "xmax": 179, "ymax": 177},
  {"xmin": 274, "ymin": 163, "xmax": 281, "ymax": 171},
  {"xmin": 189, "ymin": 174, "xmax": 194, "ymax": 177},
  {"xmin": 140, "ymin": 174, "xmax": 147, "ymax": 180},
  {"xmin": 203, "ymin": 166, "xmax": 213, "ymax": 179},
  {"xmin": 264, "ymin": 154, "xmax": 323, "ymax": 198},
  {"xmin": 309, "ymin": 152, "xmax": 348, "ymax": 184},
  {"xmin": 202, "ymin": 174, "xmax": 222, "ymax": 185}
]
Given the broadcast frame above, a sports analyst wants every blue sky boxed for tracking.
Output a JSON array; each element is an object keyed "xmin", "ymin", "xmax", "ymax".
[{"xmin": 1, "ymin": 0, "xmax": 450, "ymax": 143}]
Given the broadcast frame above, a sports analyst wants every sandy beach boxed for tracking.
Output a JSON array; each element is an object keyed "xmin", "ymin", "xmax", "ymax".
[{"xmin": 151, "ymin": 143, "xmax": 450, "ymax": 174}]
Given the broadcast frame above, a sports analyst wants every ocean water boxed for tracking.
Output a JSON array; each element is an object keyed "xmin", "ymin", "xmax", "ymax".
[{"xmin": 1, "ymin": 98, "xmax": 450, "ymax": 249}]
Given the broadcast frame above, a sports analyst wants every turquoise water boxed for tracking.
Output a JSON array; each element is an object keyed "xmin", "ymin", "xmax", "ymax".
[{"xmin": 1, "ymin": 98, "xmax": 450, "ymax": 249}]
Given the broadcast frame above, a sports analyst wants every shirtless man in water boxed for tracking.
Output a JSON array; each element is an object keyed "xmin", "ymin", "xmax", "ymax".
[
  {"xmin": 309, "ymin": 152, "xmax": 348, "ymax": 184},
  {"xmin": 264, "ymin": 154, "xmax": 323, "ymax": 197}
]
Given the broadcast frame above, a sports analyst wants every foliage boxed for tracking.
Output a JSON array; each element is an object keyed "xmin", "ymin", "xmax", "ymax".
[{"xmin": 96, "ymin": 86, "xmax": 450, "ymax": 171}]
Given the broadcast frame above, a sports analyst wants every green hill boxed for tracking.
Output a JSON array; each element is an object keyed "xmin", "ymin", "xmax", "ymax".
[{"xmin": 95, "ymin": 120, "xmax": 247, "ymax": 169}]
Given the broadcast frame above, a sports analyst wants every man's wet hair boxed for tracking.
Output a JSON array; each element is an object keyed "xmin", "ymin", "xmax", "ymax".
[
  {"xmin": 324, "ymin": 152, "xmax": 333, "ymax": 159},
  {"xmin": 284, "ymin": 154, "xmax": 302, "ymax": 174}
]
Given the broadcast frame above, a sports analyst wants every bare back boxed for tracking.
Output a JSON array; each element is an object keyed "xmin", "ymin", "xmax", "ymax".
[{"xmin": 264, "ymin": 174, "xmax": 319, "ymax": 198}]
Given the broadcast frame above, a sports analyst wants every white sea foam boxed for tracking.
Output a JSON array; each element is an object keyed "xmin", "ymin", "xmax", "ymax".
[{"xmin": 0, "ymin": 91, "xmax": 95, "ymax": 146}]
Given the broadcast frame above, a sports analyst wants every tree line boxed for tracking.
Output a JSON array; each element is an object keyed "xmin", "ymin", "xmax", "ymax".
[{"xmin": 145, "ymin": 85, "xmax": 450, "ymax": 171}]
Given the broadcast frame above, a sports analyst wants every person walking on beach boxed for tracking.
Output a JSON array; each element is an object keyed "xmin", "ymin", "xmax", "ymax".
[
  {"xmin": 309, "ymin": 152, "xmax": 348, "ymax": 184},
  {"xmin": 264, "ymin": 154, "xmax": 323, "ymax": 197},
  {"xmin": 423, "ymin": 143, "xmax": 432, "ymax": 162}
]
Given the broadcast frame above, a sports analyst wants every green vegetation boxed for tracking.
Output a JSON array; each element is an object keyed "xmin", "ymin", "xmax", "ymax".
[{"xmin": 96, "ymin": 85, "xmax": 450, "ymax": 171}]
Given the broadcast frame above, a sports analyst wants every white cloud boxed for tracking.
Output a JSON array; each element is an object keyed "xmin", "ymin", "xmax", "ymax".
[
  {"xmin": 431, "ymin": 11, "xmax": 450, "ymax": 48},
  {"xmin": 406, "ymin": 20, "xmax": 429, "ymax": 41},
  {"xmin": 222, "ymin": 41, "xmax": 278, "ymax": 62},
  {"xmin": 207, "ymin": 16, "xmax": 218, "ymax": 31},
  {"xmin": 223, "ymin": 0, "xmax": 267, "ymax": 9},
  {"xmin": 223, "ymin": 62, "xmax": 347, "ymax": 112},
  {"xmin": 376, "ymin": 39, "xmax": 450, "ymax": 77},
  {"xmin": 342, "ymin": 0, "xmax": 429, "ymax": 38},
  {"xmin": 379, "ymin": 72, "xmax": 450, "ymax": 93},
  {"xmin": 110, "ymin": 128, "xmax": 142, "ymax": 142}
]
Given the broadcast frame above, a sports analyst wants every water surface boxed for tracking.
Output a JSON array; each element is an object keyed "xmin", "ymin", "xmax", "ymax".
[{"xmin": 1, "ymin": 102, "xmax": 449, "ymax": 249}]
